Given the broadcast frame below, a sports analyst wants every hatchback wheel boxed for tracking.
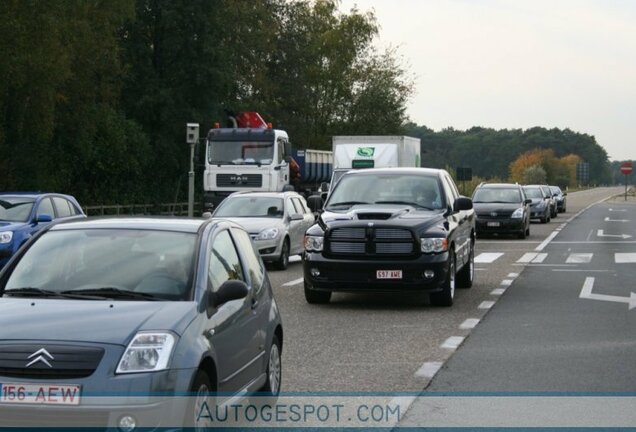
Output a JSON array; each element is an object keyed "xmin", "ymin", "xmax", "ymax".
[
  {"xmin": 187, "ymin": 370, "xmax": 213, "ymax": 431},
  {"xmin": 261, "ymin": 335, "xmax": 282, "ymax": 396}
]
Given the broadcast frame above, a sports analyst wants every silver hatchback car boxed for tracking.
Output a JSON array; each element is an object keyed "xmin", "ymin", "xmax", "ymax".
[{"xmin": 212, "ymin": 191, "xmax": 315, "ymax": 270}]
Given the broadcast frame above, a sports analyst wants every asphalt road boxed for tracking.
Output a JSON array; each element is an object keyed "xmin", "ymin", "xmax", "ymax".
[
  {"xmin": 267, "ymin": 187, "xmax": 625, "ymax": 393},
  {"xmin": 400, "ymin": 187, "xmax": 635, "ymax": 425}
]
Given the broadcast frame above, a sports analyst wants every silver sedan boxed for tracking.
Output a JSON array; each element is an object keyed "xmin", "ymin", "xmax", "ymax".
[{"xmin": 212, "ymin": 191, "xmax": 315, "ymax": 270}]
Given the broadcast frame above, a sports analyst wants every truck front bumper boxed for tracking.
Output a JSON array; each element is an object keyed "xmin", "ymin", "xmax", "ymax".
[{"xmin": 303, "ymin": 252, "xmax": 450, "ymax": 293}]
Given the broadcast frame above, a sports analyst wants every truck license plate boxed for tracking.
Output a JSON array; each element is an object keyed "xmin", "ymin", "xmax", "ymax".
[
  {"xmin": 376, "ymin": 270, "xmax": 402, "ymax": 279},
  {"xmin": 0, "ymin": 383, "xmax": 81, "ymax": 405}
]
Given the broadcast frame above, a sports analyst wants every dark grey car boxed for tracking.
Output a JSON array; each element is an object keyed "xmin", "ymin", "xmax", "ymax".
[{"xmin": 0, "ymin": 217, "xmax": 282, "ymax": 429}]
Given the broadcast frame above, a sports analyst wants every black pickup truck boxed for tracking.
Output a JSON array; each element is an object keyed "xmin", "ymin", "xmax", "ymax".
[{"xmin": 303, "ymin": 168, "xmax": 475, "ymax": 306}]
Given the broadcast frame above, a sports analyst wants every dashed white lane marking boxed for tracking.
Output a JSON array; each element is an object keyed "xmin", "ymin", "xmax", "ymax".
[
  {"xmin": 566, "ymin": 253, "xmax": 593, "ymax": 263},
  {"xmin": 282, "ymin": 277, "xmax": 304, "ymax": 286},
  {"xmin": 491, "ymin": 288, "xmax": 506, "ymax": 295},
  {"xmin": 507, "ymin": 272, "xmax": 519, "ymax": 278},
  {"xmin": 475, "ymin": 252, "xmax": 504, "ymax": 263},
  {"xmin": 517, "ymin": 252, "xmax": 547, "ymax": 263},
  {"xmin": 441, "ymin": 336, "xmax": 465, "ymax": 350},
  {"xmin": 459, "ymin": 318, "xmax": 480, "ymax": 330},
  {"xmin": 414, "ymin": 361, "xmax": 443, "ymax": 378},
  {"xmin": 616, "ymin": 253, "xmax": 636, "ymax": 263},
  {"xmin": 478, "ymin": 300, "xmax": 496, "ymax": 309},
  {"xmin": 501, "ymin": 279, "xmax": 513, "ymax": 286}
]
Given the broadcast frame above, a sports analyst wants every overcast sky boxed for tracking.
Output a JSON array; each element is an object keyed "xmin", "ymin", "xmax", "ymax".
[{"xmin": 340, "ymin": 0, "xmax": 635, "ymax": 161}]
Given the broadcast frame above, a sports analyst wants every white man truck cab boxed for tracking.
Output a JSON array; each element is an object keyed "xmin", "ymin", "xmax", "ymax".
[{"xmin": 203, "ymin": 112, "xmax": 292, "ymax": 211}]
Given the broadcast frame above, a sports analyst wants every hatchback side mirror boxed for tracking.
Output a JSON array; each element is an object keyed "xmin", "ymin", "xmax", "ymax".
[
  {"xmin": 210, "ymin": 280, "xmax": 248, "ymax": 308},
  {"xmin": 35, "ymin": 214, "xmax": 53, "ymax": 224},
  {"xmin": 524, "ymin": 199, "xmax": 532, "ymax": 205}
]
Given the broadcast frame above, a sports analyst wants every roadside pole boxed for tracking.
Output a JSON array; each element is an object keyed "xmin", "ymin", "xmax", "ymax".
[{"xmin": 186, "ymin": 123, "xmax": 200, "ymax": 217}]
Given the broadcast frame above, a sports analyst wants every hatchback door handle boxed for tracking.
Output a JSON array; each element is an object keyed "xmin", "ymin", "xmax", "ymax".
[{"xmin": 251, "ymin": 298, "xmax": 259, "ymax": 310}]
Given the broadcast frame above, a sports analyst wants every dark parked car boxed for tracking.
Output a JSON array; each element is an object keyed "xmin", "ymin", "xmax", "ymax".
[
  {"xmin": 472, "ymin": 183, "xmax": 531, "ymax": 239},
  {"xmin": 549, "ymin": 185, "xmax": 567, "ymax": 212},
  {"xmin": 523, "ymin": 185, "xmax": 551, "ymax": 223},
  {"xmin": 303, "ymin": 168, "xmax": 475, "ymax": 307},
  {"xmin": 0, "ymin": 192, "xmax": 84, "ymax": 269},
  {"xmin": 0, "ymin": 217, "xmax": 282, "ymax": 429},
  {"xmin": 540, "ymin": 185, "xmax": 558, "ymax": 218}
]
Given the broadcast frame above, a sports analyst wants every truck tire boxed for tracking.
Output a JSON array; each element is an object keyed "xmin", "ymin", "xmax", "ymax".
[
  {"xmin": 456, "ymin": 243, "xmax": 474, "ymax": 289},
  {"xmin": 304, "ymin": 281, "xmax": 331, "ymax": 304},
  {"xmin": 430, "ymin": 251, "xmax": 455, "ymax": 306}
]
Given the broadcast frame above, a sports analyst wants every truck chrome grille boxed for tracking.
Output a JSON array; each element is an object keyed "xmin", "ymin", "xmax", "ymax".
[{"xmin": 327, "ymin": 227, "xmax": 414, "ymax": 256}]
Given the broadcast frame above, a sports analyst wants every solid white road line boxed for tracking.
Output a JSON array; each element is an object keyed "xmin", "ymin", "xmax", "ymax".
[
  {"xmin": 536, "ymin": 230, "xmax": 559, "ymax": 252},
  {"xmin": 478, "ymin": 301, "xmax": 496, "ymax": 309}
]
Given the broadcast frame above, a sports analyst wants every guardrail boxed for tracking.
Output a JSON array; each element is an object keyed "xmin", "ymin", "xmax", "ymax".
[{"xmin": 82, "ymin": 202, "xmax": 201, "ymax": 217}]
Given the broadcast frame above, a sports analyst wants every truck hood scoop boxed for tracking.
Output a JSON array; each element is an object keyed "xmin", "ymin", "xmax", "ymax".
[{"xmin": 356, "ymin": 212, "xmax": 393, "ymax": 220}]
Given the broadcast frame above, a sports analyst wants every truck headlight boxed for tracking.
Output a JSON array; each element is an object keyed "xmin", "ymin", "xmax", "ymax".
[
  {"xmin": 511, "ymin": 208, "xmax": 524, "ymax": 219},
  {"xmin": 304, "ymin": 235, "xmax": 324, "ymax": 252},
  {"xmin": 420, "ymin": 238, "xmax": 448, "ymax": 253},
  {"xmin": 255, "ymin": 228, "xmax": 279, "ymax": 241},
  {"xmin": 0, "ymin": 231, "xmax": 13, "ymax": 244},
  {"xmin": 116, "ymin": 332, "xmax": 176, "ymax": 374}
]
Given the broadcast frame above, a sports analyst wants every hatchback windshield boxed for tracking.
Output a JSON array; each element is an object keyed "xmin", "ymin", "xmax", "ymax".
[
  {"xmin": 4, "ymin": 229, "xmax": 196, "ymax": 300},
  {"xmin": 473, "ymin": 188, "xmax": 522, "ymax": 203},
  {"xmin": 523, "ymin": 187, "xmax": 544, "ymax": 199},
  {"xmin": 0, "ymin": 197, "xmax": 35, "ymax": 222},
  {"xmin": 215, "ymin": 197, "xmax": 284, "ymax": 218}
]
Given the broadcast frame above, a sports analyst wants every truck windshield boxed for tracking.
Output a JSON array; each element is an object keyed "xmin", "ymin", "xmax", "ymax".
[
  {"xmin": 326, "ymin": 173, "xmax": 444, "ymax": 210},
  {"xmin": 208, "ymin": 140, "xmax": 275, "ymax": 166}
]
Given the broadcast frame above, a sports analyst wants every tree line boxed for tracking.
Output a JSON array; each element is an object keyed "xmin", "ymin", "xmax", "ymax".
[
  {"xmin": 1, "ymin": 0, "xmax": 617, "ymax": 207},
  {"xmin": 404, "ymin": 124, "xmax": 613, "ymax": 187},
  {"xmin": 0, "ymin": 0, "xmax": 411, "ymax": 205}
]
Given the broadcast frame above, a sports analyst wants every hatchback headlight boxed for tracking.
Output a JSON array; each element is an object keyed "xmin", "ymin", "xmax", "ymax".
[
  {"xmin": 420, "ymin": 238, "xmax": 448, "ymax": 254},
  {"xmin": 255, "ymin": 228, "xmax": 279, "ymax": 241},
  {"xmin": 511, "ymin": 208, "xmax": 524, "ymax": 219},
  {"xmin": 116, "ymin": 332, "xmax": 176, "ymax": 374},
  {"xmin": 304, "ymin": 235, "xmax": 324, "ymax": 252},
  {"xmin": 0, "ymin": 231, "xmax": 13, "ymax": 244}
]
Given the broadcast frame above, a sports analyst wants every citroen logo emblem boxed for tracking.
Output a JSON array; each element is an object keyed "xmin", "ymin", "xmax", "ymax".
[{"xmin": 26, "ymin": 348, "xmax": 54, "ymax": 368}]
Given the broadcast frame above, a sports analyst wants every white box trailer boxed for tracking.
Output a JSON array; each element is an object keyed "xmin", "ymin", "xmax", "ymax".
[{"xmin": 330, "ymin": 135, "xmax": 421, "ymax": 189}]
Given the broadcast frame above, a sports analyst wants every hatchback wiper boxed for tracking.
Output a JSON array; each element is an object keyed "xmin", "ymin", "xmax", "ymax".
[
  {"xmin": 62, "ymin": 287, "xmax": 160, "ymax": 301},
  {"xmin": 326, "ymin": 201, "xmax": 369, "ymax": 209},
  {"xmin": 2, "ymin": 287, "xmax": 93, "ymax": 299},
  {"xmin": 374, "ymin": 200, "xmax": 433, "ymax": 210}
]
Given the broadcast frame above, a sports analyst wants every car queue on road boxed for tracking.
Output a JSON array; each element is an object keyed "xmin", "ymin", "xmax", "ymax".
[{"xmin": 0, "ymin": 173, "xmax": 574, "ymax": 429}]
